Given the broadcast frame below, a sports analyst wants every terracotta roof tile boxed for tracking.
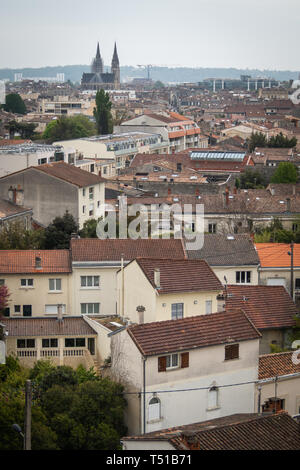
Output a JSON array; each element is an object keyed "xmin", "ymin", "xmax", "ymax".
[
  {"xmin": 135, "ymin": 258, "xmax": 223, "ymax": 294},
  {"xmin": 225, "ymin": 285, "xmax": 297, "ymax": 330},
  {"xmin": 0, "ymin": 250, "xmax": 71, "ymax": 274},
  {"xmin": 70, "ymin": 239, "xmax": 186, "ymax": 262},
  {"xmin": 255, "ymin": 243, "xmax": 300, "ymax": 268},
  {"xmin": 34, "ymin": 161, "xmax": 106, "ymax": 187},
  {"xmin": 123, "ymin": 413, "xmax": 300, "ymax": 450},
  {"xmin": 259, "ymin": 351, "xmax": 300, "ymax": 379},
  {"xmin": 2, "ymin": 317, "xmax": 97, "ymax": 336},
  {"xmin": 127, "ymin": 309, "xmax": 261, "ymax": 356}
]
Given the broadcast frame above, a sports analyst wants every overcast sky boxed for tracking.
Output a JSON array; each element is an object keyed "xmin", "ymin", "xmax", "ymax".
[{"xmin": 0, "ymin": 0, "xmax": 299, "ymax": 71}]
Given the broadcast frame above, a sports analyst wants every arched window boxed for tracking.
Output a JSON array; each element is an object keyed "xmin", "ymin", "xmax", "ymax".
[
  {"xmin": 148, "ymin": 396, "xmax": 161, "ymax": 421},
  {"xmin": 208, "ymin": 385, "xmax": 218, "ymax": 409}
]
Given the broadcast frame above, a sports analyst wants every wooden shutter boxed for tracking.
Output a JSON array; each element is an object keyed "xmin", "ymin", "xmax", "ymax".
[
  {"xmin": 181, "ymin": 352, "xmax": 189, "ymax": 368},
  {"xmin": 225, "ymin": 344, "xmax": 239, "ymax": 360},
  {"xmin": 158, "ymin": 356, "xmax": 167, "ymax": 372}
]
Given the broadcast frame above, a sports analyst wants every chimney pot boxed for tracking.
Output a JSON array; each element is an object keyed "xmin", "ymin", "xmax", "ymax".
[{"xmin": 154, "ymin": 268, "xmax": 160, "ymax": 288}]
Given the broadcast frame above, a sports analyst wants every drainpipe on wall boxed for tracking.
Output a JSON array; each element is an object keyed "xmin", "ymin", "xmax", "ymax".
[{"xmin": 142, "ymin": 356, "xmax": 147, "ymax": 434}]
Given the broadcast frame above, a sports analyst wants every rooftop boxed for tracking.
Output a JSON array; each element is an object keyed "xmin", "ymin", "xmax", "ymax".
[
  {"xmin": 0, "ymin": 250, "xmax": 71, "ymax": 274},
  {"xmin": 259, "ymin": 351, "xmax": 300, "ymax": 380},
  {"xmin": 2, "ymin": 316, "xmax": 97, "ymax": 337},
  {"xmin": 255, "ymin": 243, "xmax": 300, "ymax": 268},
  {"xmin": 224, "ymin": 285, "xmax": 298, "ymax": 330},
  {"xmin": 127, "ymin": 309, "xmax": 260, "ymax": 357},
  {"xmin": 135, "ymin": 257, "xmax": 223, "ymax": 294}
]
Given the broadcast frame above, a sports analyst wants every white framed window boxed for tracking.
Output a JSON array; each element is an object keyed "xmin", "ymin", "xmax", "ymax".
[
  {"xmin": 205, "ymin": 300, "xmax": 212, "ymax": 314},
  {"xmin": 171, "ymin": 303, "xmax": 183, "ymax": 320},
  {"xmin": 208, "ymin": 223, "xmax": 217, "ymax": 233},
  {"xmin": 89, "ymin": 187, "xmax": 94, "ymax": 199},
  {"xmin": 81, "ymin": 303, "xmax": 100, "ymax": 314},
  {"xmin": 166, "ymin": 353, "xmax": 179, "ymax": 369},
  {"xmin": 207, "ymin": 385, "xmax": 219, "ymax": 410},
  {"xmin": 148, "ymin": 396, "xmax": 161, "ymax": 421},
  {"xmin": 80, "ymin": 276, "xmax": 100, "ymax": 288},
  {"xmin": 20, "ymin": 279, "xmax": 34, "ymax": 288},
  {"xmin": 49, "ymin": 278, "xmax": 62, "ymax": 292},
  {"xmin": 236, "ymin": 271, "xmax": 251, "ymax": 284}
]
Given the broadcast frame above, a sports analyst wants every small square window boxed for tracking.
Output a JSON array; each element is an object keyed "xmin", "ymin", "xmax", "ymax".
[{"xmin": 14, "ymin": 305, "xmax": 21, "ymax": 313}]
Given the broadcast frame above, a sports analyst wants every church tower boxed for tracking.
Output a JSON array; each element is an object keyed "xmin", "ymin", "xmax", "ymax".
[
  {"xmin": 111, "ymin": 42, "xmax": 120, "ymax": 89},
  {"xmin": 91, "ymin": 42, "xmax": 103, "ymax": 74}
]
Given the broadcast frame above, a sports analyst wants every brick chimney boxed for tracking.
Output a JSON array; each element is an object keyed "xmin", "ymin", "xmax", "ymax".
[{"xmin": 136, "ymin": 305, "xmax": 145, "ymax": 324}]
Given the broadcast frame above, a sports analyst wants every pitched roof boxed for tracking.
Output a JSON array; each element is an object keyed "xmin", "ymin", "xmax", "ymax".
[
  {"xmin": 255, "ymin": 243, "xmax": 300, "ymax": 268},
  {"xmin": 71, "ymin": 238, "xmax": 186, "ymax": 262},
  {"xmin": 2, "ymin": 317, "xmax": 97, "ymax": 337},
  {"xmin": 259, "ymin": 351, "xmax": 300, "ymax": 380},
  {"xmin": 224, "ymin": 285, "xmax": 297, "ymax": 330},
  {"xmin": 187, "ymin": 234, "xmax": 259, "ymax": 266},
  {"xmin": 0, "ymin": 250, "xmax": 71, "ymax": 274},
  {"xmin": 122, "ymin": 412, "xmax": 300, "ymax": 450},
  {"xmin": 135, "ymin": 258, "xmax": 223, "ymax": 294},
  {"xmin": 0, "ymin": 199, "xmax": 32, "ymax": 219},
  {"xmin": 127, "ymin": 309, "xmax": 261, "ymax": 356},
  {"xmin": 33, "ymin": 161, "xmax": 106, "ymax": 187}
]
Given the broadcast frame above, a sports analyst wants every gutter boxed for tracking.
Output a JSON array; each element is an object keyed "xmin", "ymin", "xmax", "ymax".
[{"xmin": 258, "ymin": 371, "xmax": 300, "ymax": 384}]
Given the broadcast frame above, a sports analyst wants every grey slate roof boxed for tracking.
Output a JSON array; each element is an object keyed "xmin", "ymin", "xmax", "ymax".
[{"xmin": 186, "ymin": 233, "xmax": 260, "ymax": 266}]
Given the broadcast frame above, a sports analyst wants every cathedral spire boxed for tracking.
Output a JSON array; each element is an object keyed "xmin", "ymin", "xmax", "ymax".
[
  {"xmin": 112, "ymin": 42, "xmax": 119, "ymax": 66},
  {"xmin": 96, "ymin": 42, "xmax": 101, "ymax": 59}
]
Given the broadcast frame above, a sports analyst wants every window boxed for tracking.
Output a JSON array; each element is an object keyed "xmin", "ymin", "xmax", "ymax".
[
  {"xmin": 42, "ymin": 338, "xmax": 58, "ymax": 348},
  {"xmin": 82, "ymin": 205, "xmax": 86, "ymax": 214},
  {"xmin": 0, "ymin": 279, "xmax": 5, "ymax": 286},
  {"xmin": 208, "ymin": 223, "xmax": 217, "ymax": 234},
  {"xmin": 80, "ymin": 276, "xmax": 100, "ymax": 288},
  {"xmin": 81, "ymin": 303, "xmax": 100, "ymax": 314},
  {"xmin": 171, "ymin": 303, "xmax": 184, "ymax": 320},
  {"xmin": 148, "ymin": 397, "xmax": 161, "ymax": 421},
  {"xmin": 295, "ymin": 278, "xmax": 300, "ymax": 290},
  {"xmin": 205, "ymin": 300, "xmax": 212, "ymax": 314},
  {"xmin": 91, "ymin": 164, "xmax": 95, "ymax": 173},
  {"xmin": 21, "ymin": 279, "xmax": 34, "ymax": 288},
  {"xmin": 83, "ymin": 188, "xmax": 86, "ymax": 197},
  {"xmin": 208, "ymin": 386, "xmax": 219, "ymax": 409},
  {"xmin": 3, "ymin": 307, "xmax": 10, "ymax": 317},
  {"xmin": 236, "ymin": 271, "xmax": 251, "ymax": 284},
  {"xmin": 49, "ymin": 279, "xmax": 62, "ymax": 291},
  {"xmin": 14, "ymin": 305, "xmax": 21, "ymax": 314},
  {"xmin": 45, "ymin": 305, "xmax": 66, "ymax": 314},
  {"xmin": 17, "ymin": 339, "xmax": 35, "ymax": 348},
  {"xmin": 292, "ymin": 223, "xmax": 298, "ymax": 232},
  {"xmin": 158, "ymin": 352, "xmax": 189, "ymax": 372},
  {"xmin": 65, "ymin": 338, "xmax": 86, "ymax": 347},
  {"xmin": 225, "ymin": 344, "xmax": 239, "ymax": 361},
  {"xmin": 23, "ymin": 305, "xmax": 32, "ymax": 317},
  {"xmin": 89, "ymin": 187, "xmax": 94, "ymax": 200}
]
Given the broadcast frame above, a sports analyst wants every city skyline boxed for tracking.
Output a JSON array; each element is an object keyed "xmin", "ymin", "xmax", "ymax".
[{"xmin": 0, "ymin": 0, "xmax": 299, "ymax": 71}]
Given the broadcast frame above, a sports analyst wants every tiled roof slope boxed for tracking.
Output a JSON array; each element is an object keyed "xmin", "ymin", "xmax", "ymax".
[
  {"xmin": 123, "ymin": 413, "xmax": 300, "ymax": 450},
  {"xmin": 70, "ymin": 239, "xmax": 186, "ymax": 262},
  {"xmin": 225, "ymin": 285, "xmax": 297, "ymax": 330},
  {"xmin": 0, "ymin": 199, "xmax": 32, "ymax": 218},
  {"xmin": 259, "ymin": 351, "xmax": 300, "ymax": 379},
  {"xmin": 127, "ymin": 309, "xmax": 261, "ymax": 356},
  {"xmin": 255, "ymin": 243, "xmax": 300, "ymax": 268},
  {"xmin": 135, "ymin": 258, "xmax": 223, "ymax": 294},
  {"xmin": 187, "ymin": 234, "xmax": 259, "ymax": 266},
  {"xmin": 2, "ymin": 317, "xmax": 97, "ymax": 336},
  {"xmin": 34, "ymin": 161, "xmax": 106, "ymax": 187},
  {"xmin": 0, "ymin": 250, "xmax": 71, "ymax": 273}
]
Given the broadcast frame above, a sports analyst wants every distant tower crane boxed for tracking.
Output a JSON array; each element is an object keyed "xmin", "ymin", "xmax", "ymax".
[{"xmin": 137, "ymin": 64, "xmax": 153, "ymax": 80}]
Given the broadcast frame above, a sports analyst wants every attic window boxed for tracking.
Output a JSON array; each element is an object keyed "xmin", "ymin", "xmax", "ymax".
[{"xmin": 35, "ymin": 257, "xmax": 42, "ymax": 269}]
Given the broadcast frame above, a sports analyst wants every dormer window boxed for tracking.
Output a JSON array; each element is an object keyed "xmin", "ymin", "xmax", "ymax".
[{"xmin": 35, "ymin": 257, "xmax": 42, "ymax": 269}]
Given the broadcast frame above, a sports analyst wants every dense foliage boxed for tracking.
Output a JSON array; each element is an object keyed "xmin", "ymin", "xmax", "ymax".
[
  {"xmin": 270, "ymin": 162, "xmax": 299, "ymax": 184},
  {"xmin": 0, "ymin": 358, "xmax": 126, "ymax": 450},
  {"xmin": 2, "ymin": 93, "xmax": 27, "ymax": 115},
  {"xmin": 248, "ymin": 132, "xmax": 297, "ymax": 152},
  {"xmin": 93, "ymin": 89, "xmax": 113, "ymax": 135},
  {"xmin": 42, "ymin": 115, "xmax": 96, "ymax": 143}
]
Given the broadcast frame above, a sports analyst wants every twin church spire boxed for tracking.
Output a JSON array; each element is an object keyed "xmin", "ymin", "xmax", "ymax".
[{"xmin": 91, "ymin": 42, "xmax": 119, "ymax": 76}]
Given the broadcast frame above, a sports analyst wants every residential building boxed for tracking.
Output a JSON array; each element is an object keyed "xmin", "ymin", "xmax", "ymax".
[
  {"xmin": 115, "ymin": 112, "xmax": 205, "ymax": 152},
  {"xmin": 0, "ymin": 198, "xmax": 33, "ymax": 230},
  {"xmin": 122, "ymin": 412, "xmax": 300, "ymax": 450},
  {"xmin": 1, "ymin": 316, "xmax": 97, "ymax": 370},
  {"xmin": 0, "ymin": 161, "xmax": 106, "ymax": 228},
  {"xmin": 0, "ymin": 143, "xmax": 65, "ymax": 177},
  {"xmin": 224, "ymin": 284, "xmax": 298, "ymax": 354},
  {"xmin": 110, "ymin": 309, "xmax": 261, "ymax": 435},
  {"xmin": 70, "ymin": 238, "xmax": 186, "ymax": 316},
  {"xmin": 0, "ymin": 250, "xmax": 72, "ymax": 317},
  {"xmin": 116, "ymin": 258, "xmax": 224, "ymax": 323},
  {"xmin": 187, "ymin": 233, "xmax": 260, "ymax": 285},
  {"xmin": 257, "ymin": 351, "xmax": 300, "ymax": 417}
]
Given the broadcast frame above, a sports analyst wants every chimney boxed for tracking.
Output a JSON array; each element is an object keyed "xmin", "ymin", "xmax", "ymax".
[
  {"xmin": 286, "ymin": 197, "xmax": 291, "ymax": 212},
  {"xmin": 57, "ymin": 304, "xmax": 63, "ymax": 322},
  {"xmin": 15, "ymin": 186, "xmax": 24, "ymax": 206},
  {"xmin": 195, "ymin": 188, "xmax": 200, "ymax": 197},
  {"xmin": 293, "ymin": 185, "xmax": 296, "ymax": 196},
  {"xmin": 136, "ymin": 305, "xmax": 145, "ymax": 324},
  {"xmin": 8, "ymin": 186, "xmax": 14, "ymax": 202},
  {"xmin": 154, "ymin": 268, "xmax": 160, "ymax": 288},
  {"xmin": 223, "ymin": 187, "xmax": 229, "ymax": 207}
]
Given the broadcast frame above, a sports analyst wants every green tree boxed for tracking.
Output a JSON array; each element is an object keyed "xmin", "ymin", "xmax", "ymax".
[
  {"xmin": 79, "ymin": 218, "xmax": 101, "ymax": 238},
  {"xmin": 44, "ymin": 211, "xmax": 78, "ymax": 249},
  {"xmin": 239, "ymin": 168, "xmax": 268, "ymax": 189},
  {"xmin": 270, "ymin": 162, "xmax": 298, "ymax": 184},
  {"xmin": 3, "ymin": 93, "xmax": 27, "ymax": 115},
  {"xmin": 93, "ymin": 89, "xmax": 113, "ymax": 135},
  {"xmin": 268, "ymin": 133, "xmax": 297, "ymax": 148},
  {"xmin": 248, "ymin": 132, "xmax": 267, "ymax": 152},
  {"xmin": 42, "ymin": 115, "xmax": 96, "ymax": 143},
  {"xmin": 0, "ymin": 221, "xmax": 45, "ymax": 250}
]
